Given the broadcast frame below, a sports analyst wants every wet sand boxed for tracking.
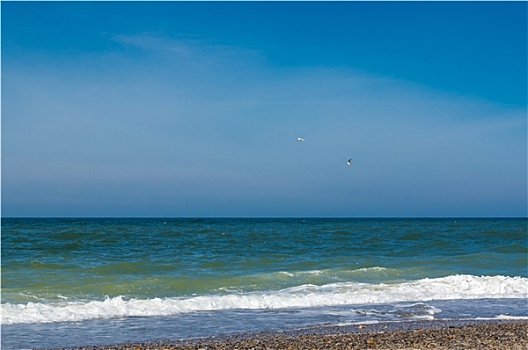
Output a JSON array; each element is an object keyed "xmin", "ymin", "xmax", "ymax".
[{"xmin": 51, "ymin": 320, "xmax": 527, "ymax": 350}]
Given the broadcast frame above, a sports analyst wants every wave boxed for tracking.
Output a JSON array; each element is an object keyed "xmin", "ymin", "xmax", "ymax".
[{"xmin": 2, "ymin": 274, "xmax": 527, "ymax": 325}]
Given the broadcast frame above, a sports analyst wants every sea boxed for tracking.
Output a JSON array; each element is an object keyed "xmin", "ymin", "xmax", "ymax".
[{"xmin": 1, "ymin": 218, "xmax": 527, "ymax": 349}]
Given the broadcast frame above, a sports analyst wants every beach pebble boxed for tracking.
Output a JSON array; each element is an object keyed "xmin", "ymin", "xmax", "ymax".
[{"xmin": 46, "ymin": 321, "xmax": 527, "ymax": 350}]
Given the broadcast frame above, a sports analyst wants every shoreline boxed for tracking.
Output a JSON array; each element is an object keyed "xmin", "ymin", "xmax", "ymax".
[{"xmin": 48, "ymin": 319, "xmax": 528, "ymax": 350}]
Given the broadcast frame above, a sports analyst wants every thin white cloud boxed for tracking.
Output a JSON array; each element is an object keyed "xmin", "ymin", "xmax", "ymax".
[{"xmin": 113, "ymin": 33, "xmax": 193, "ymax": 56}]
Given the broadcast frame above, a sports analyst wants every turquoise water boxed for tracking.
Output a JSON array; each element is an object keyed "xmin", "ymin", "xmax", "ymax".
[{"xmin": 2, "ymin": 218, "xmax": 527, "ymax": 349}]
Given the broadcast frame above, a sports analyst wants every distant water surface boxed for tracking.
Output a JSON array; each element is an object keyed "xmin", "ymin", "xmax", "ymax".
[{"xmin": 2, "ymin": 218, "xmax": 527, "ymax": 349}]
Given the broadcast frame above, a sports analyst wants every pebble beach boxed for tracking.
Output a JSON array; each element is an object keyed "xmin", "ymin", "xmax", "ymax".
[{"xmin": 51, "ymin": 320, "xmax": 527, "ymax": 350}]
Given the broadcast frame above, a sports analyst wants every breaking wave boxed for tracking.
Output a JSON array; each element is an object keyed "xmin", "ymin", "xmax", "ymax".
[{"xmin": 3, "ymin": 274, "xmax": 527, "ymax": 325}]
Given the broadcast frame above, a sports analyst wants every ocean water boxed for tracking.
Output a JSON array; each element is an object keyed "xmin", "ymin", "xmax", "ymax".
[{"xmin": 1, "ymin": 218, "xmax": 527, "ymax": 349}]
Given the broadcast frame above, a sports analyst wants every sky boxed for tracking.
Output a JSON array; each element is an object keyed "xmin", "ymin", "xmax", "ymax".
[{"xmin": 2, "ymin": 1, "xmax": 527, "ymax": 217}]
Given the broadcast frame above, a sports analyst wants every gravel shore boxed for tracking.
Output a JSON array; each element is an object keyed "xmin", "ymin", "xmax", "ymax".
[{"xmin": 50, "ymin": 320, "xmax": 527, "ymax": 350}]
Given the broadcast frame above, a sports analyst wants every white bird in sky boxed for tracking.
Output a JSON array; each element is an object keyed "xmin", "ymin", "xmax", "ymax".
[
  {"xmin": 347, "ymin": 158, "xmax": 352, "ymax": 166},
  {"xmin": 297, "ymin": 137, "xmax": 305, "ymax": 142}
]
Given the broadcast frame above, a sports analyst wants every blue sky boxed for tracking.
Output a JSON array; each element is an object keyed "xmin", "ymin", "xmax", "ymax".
[{"xmin": 2, "ymin": 1, "xmax": 527, "ymax": 217}]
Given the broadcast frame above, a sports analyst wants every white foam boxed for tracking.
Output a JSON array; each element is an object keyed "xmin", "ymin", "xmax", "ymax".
[
  {"xmin": 480, "ymin": 315, "xmax": 528, "ymax": 321},
  {"xmin": 2, "ymin": 274, "xmax": 527, "ymax": 325}
]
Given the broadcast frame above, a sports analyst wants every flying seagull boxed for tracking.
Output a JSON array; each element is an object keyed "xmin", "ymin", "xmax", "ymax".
[
  {"xmin": 297, "ymin": 137, "xmax": 305, "ymax": 142},
  {"xmin": 347, "ymin": 158, "xmax": 352, "ymax": 166}
]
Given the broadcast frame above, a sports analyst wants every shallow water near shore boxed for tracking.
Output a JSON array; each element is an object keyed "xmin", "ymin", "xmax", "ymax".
[
  {"xmin": 2, "ymin": 218, "xmax": 527, "ymax": 349},
  {"xmin": 3, "ymin": 298, "xmax": 527, "ymax": 349}
]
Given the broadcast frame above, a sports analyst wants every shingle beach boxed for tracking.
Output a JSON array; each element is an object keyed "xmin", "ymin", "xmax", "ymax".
[{"xmin": 48, "ymin": 320, "xmax": 527, "ymax": 350}]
